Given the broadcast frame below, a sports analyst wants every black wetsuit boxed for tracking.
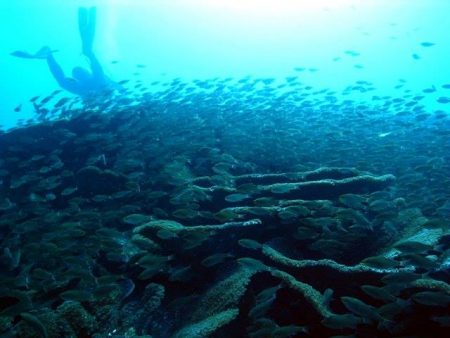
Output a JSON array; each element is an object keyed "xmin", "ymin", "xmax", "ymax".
[
  {"xmin": 46, "ymin": 52, "xmax": 108, "ymax": 97},
  {"xmin": 47, "ymin": 7, "xmax": 110, "ymax": 96}
]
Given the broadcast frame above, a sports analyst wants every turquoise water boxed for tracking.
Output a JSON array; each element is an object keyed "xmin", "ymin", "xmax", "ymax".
[{"xmin": 1, "ymin": 0, "xmax": 450, "ymax": 128}]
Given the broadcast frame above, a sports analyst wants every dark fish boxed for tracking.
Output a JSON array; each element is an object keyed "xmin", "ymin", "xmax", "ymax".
[
  {"xmin": 238, "ymin": 239, "xmax": 262, "ymax": 250},
  {"xmin": 169, "ymin": 265, "xmax": 194, "ymax": 282},
  {"xmin": 13, "ymin": 104, "xmax": 22, "ymax": 112},
  {"xmin": 156, "ymin": 229, "xmax": 178, "ymax": 240},
  {"xmin": 322, "ymin": 313, "xmax": 361, "ymax": 329},
  {"xmin": 378, "ymin": 299, "xmax": 409, "ymax": 319},
  {"xmin": 60, "ymin": 290, "xmax": 93, "ymax": 302},
  {"xmin": 285, "ymin": 76, "xmax": 298, "ymax": 82},
  {"xmin": 394, "ymin": 240, "xmax": 432, "ymax": 253},
  {"xmin": 255, "ymin": 285, "xmax": 280, "ymax": 303},
  {"xmin": 20, "ymin": 313, "xmax": 48, "ymax": 338},
  {"xmin": 437, "ymin": 97, "xmax": 450, "ymax": 104},
  {"xmin": 225, "ymin": 193, "xmax": 250, "ymax": 202},
  {"xmin": 201, "ymin": 253, "xmax": 233, "ymax": 268},
  {"xmin": 432, "ymin": 315, "xmax": 450, "ymax": 327},
  {"xmin": 272, "ymin": 325, "xmax": 308, "ymax": 336},
  {"xmin": 401, "ymin": 253, "xmax": 438, "ymax": 269},
  {"xmin": 344, "ymin": 50, "xmax": 360, "ymax": 56},
  {"xmin": 412, "ymin": 53, "xmax": 421, "ymax": 60},
  {"xmin": 341, "ymin": 296, "xmax": 382, "ymax": 322},
  {"xmin": 138, "ymin": 267, "xmax": 162, "ymax": 280},
  {"xmin": 412, "ymin": 291, "xmax": 450, "ymax": 307},
  {"xmin": 361, "ymin": 285, "xmax": 396, "ymax": 302},
  {"xmin": 381, "ymin": 272, "xmax": 420, "ymax": 284},
  {"xmin": 420, "ymin": 41, "xmax": 436, "ymax": 47},
  {"xmin": 237, "ymin": 257, "xmax": 267, "ymax": 271},
  {"xmin": 361, "ymin": 256, "xmax": 398, "ymax": 269},
  {"xmin": 54, "ymin": 97, "xmax": 71, "ymax": 108},
  {"xmin": 39, "ymin": 95, "xmax": 53, "ymax": 105},
  {"xmin": 51, "ymin": 89, "xmax": 62, "ymax": 95},
  {"xmin": 422, "ymin": 86, "xmax": 436, "ymax": 93}
]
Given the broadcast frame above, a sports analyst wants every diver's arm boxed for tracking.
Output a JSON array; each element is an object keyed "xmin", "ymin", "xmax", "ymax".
[
  {"xmin": 46, "ymin": 54, "xmax": 81, "ymax": 95},
  {"xmin": 46, "ymin": 53, "xmax": 65, "ymax": 82}
]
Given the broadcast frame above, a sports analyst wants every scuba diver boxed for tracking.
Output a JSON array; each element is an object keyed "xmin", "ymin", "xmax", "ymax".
[{"xmin": 11, "ymin": 7, "xmax": 111, "ymax": 97}]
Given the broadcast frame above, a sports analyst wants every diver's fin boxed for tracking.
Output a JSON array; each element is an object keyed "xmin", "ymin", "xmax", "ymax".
[
  {"xmin": 79, "ymin": 6, "xmax": 97, "ymax": 56},
  {"xmin": 88, "ymin": 7, "xmax": 97, "ymax": 33},
  {"xmin": 78, "ymin": 7, "xmax": 88, "ymax": 33}
]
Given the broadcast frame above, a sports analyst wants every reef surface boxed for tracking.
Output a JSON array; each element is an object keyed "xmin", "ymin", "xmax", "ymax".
[{"xmin": 1, "ymin": 77, "xmax": 450, "ymax": 337}]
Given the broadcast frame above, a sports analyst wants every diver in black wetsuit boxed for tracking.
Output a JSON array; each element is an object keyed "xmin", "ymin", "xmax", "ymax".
[{"xmin": 11, "ymin": 7, "xmax": 110, "ymax": 97}]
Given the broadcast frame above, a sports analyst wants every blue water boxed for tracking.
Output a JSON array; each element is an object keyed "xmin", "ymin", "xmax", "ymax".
[{"xmin": 1, "ymin": 0, "xmax": 450, "ymax": 129}]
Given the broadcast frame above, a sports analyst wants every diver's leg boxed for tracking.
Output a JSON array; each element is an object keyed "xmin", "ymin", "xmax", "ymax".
[{"xmin": 78, "ymin": 7, "xmax": 105, "ymax": 86}]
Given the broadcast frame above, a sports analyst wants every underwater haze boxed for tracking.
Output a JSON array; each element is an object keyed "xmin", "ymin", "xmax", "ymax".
[
  {"xmin": 1, "ymin": 0, "xmax": 450, "ymax": 337},
  {"xmin": 1, "ymin": 0, "xmax": 450, "ymax": 128}
]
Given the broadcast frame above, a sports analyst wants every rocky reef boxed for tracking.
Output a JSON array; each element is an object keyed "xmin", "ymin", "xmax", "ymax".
[{"xmin": 1, "ymin": 79, "xmax": 450, "ymax": 337}]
